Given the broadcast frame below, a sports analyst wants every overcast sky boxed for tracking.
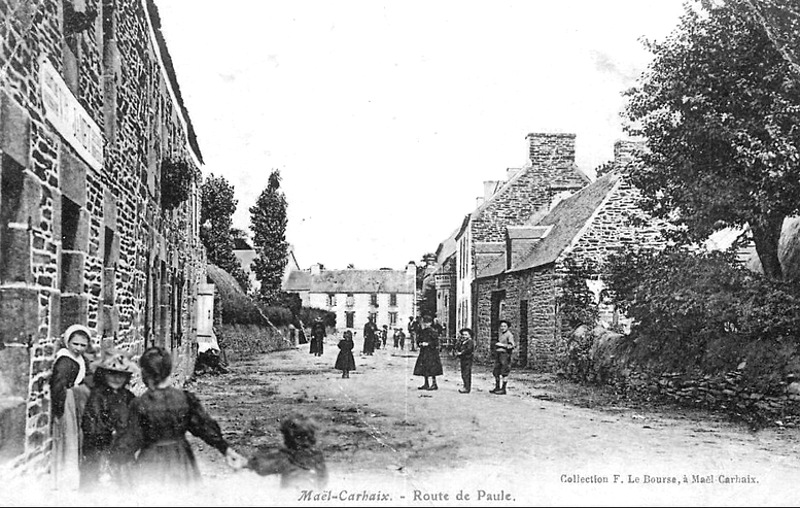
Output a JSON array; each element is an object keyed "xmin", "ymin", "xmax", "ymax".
[{"xmin": 155, "ymin": 0, "xmax": 686, "ymax": 270}]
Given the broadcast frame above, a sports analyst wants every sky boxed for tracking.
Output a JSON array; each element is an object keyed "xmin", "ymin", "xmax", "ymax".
[{"xmin": 155, "ymin": 0, "xmax": 686, "ymax": 270}]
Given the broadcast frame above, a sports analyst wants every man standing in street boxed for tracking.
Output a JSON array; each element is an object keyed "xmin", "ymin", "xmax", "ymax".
[
  {"xmin": 408, "ymin": 316, "xmax": 420, "ymax": 352},
  {"xmin": 363, "ymin": 317, "xmax": 377, "ymax": 356},
  {"xmin": 455, "ymin": 328, "xmax": 475, "ymax": 394},
  {"xmin": 490, "ymin": 320, "xmax": 515, "ymax": 395}
]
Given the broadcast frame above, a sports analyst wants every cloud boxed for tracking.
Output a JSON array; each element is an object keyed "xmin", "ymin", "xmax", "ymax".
[{"xmin": 591, "ymin": 50, "xmax": 639, "ymax": 84}]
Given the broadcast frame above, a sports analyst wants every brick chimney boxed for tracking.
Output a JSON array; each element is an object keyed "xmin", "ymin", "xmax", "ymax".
[
  {"xmin": 505, "ymin": 226, "xmax": 552, "ymax": 269},
  {"xmin": 526, "ymin": 132, "xmax": 576, "ymax": 170},
  {"xmin": 406, "ymin": 261, "xmax": 417, "ymax": 278},
  {"xmin": 310, "ymin": 263, "xmax": 323, "ymax": 275}
]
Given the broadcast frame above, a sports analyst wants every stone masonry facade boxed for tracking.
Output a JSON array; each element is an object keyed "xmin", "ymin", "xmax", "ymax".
[
  {"xmin": 0, "ymin": 0, "xmax": 206, "ymax": 472},
  {"xmin": 455, "ymin": 133, "xmax": 588, "ymax": 331},
  {"xmin": 473, "ymin": 141, "xmax": 672, "ymax": 371}
]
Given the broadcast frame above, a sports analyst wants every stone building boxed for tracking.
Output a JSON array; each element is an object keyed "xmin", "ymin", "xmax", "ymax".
[
  {"xmin": 472, "ymin": 141, "xmax": 673, "ymax": 370},
  {"xmin": 0, "ymin": 0, "xmax": 206, "ymax": 470},
  {"xmin": 453, "ymin": 133, "xmax": 590, "ymax": 332},
  {"xmin": 283, "ymin": 263, "xmax": 417, "ymax": 335}
]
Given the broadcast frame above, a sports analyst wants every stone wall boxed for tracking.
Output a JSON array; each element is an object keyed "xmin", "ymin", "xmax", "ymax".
[
  {"xmin": 474, "ymin": 266, "xmax": 561, "ymax": 370},
  {"xmin": 471, "ymin": 133, "xmax": 586, "ymax": 245},
  {"xmin": 220, "ymin": 324, "xmax": 296, "ymax": 363},
  {"xmin": 0, "ymin": 0, "xmax": 206, "ymax": 472},
  {"xmin": 600, "ymin": 364, "xmax": 800, "ymax": 424}
]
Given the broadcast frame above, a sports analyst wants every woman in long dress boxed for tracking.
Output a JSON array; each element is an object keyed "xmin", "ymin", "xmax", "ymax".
[
  {"xmin": 50, "ymin": 324, "xmax": 93, "ymax": 490},
  {"xmin": 112, "ymin": 347, "xmax": 246, "ymax": 489}
]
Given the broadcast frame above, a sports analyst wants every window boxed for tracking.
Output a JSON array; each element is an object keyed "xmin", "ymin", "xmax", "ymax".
[
  {"xmin": 369, "ymin": 312, "xmax": 378, "ymax": 324},
  {"xmin": 389, "ymin": 293, "xmax": 397, "ymax": 306},
  {"xmin": 346, "ymin": 312, "xmax": 355, "ymax": 328},
  {"xmin": 389, "ymin": 312, "xmax": 398, "ymax": 326},
  {"xmin": 346, "ymin": 293, "xmax": 354, "ymax": 307},
  {"xmin": 1, "ymin": 155, "xmax": 28, "ymax": 283},
  {"xmin": 370, "ymin": 294, "xmax": 378, "ymax": 306},
  {"xmin": 327, "ymin": 293, "xmax": 336, "ymax": 307}
]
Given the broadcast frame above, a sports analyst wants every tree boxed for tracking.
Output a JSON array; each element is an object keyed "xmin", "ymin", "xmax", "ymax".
[
  {"xmin": 250, "ymin": 170, "xmax": 288, "ymax": 304},
  {"xmin": 200, "ymin": 174, "xmax": 251, "ymax": 292},
  {"xmin": 624, "ymin": 0, "xmax": 800, "ymax": 280}
]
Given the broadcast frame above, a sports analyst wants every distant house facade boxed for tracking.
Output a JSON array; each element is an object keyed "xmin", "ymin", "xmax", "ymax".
[
  {"xmin": 283, "ymin": 263, "xmax": 417, "ymax": 333},
  {"xmin": 453, "ymin": 133, "xmax": 590, "ymax": 332},
  {"xmin": 473, "ymin": 141, "xmax": 674, "ymax": 370}
]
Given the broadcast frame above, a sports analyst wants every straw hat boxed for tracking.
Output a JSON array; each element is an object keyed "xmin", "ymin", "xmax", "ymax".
[{"xmin": 90, "ymin": 345, "xmax": 138, "ymax": 375}]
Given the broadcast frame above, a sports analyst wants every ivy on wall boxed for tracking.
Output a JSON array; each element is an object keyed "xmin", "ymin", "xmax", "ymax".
[{"xmin": 160, "ymin": 158, "xmax": 195, "ymax": 211}]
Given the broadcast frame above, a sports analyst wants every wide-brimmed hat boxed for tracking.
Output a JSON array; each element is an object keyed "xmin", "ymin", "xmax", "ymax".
[{"xmin": 90, "ymin": 345, "xmax": 138, "ymax": 375}]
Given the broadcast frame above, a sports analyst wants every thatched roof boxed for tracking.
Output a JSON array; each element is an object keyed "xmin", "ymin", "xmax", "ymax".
[{"xmin": 207, "ymin": 264, "xmax": 246, "ymax": 300}]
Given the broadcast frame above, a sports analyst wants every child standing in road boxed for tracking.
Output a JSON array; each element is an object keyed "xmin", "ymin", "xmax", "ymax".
[
  {"xmin": 334, "ymin": 330, "xmax": 356, "ymax": 378},
  {"xmin": 246, "ymin": 414, "xmax": 328, "ymax": 489},
  {"xmin": 455, "ymin": 328, "xmax": 475, "ymax": 394},
  {"xmin": 81, "ymin": 346, "xmax": 137, "ymax": 491}
]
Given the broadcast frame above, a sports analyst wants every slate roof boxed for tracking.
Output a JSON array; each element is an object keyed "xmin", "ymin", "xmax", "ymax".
[
  {"xmin": 283, "ymin": 270, "xmax": 312, "ymax": 291},
  {"xmin": 309, "ymin": 270, "xmax": 414, "ymax": 294},
  {"xmin": 478, "ymin": 173, "xmax": 621, "ymax": 279},
  {"xmin": 146, "ymin": 0, "xmax": 203, "ymax": 163}
]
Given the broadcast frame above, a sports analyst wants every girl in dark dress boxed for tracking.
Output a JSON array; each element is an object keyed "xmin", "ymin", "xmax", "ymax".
[
  {"xmin": 112, "ymin": 347, "xmax": 246, "ymax": 488},
  {"xmin": 413, "ymin": 315, "xmax": 444, "ymax": 390},
  {"xmin": 80, "ymin": 346, "xmax": 137, "ymax": 491},
  {"xmin": 334, "ymin": 330, "xmax": 356, "ymax": 378}
]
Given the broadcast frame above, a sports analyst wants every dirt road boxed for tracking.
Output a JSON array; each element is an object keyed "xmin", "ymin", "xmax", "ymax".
[
  {"xmin": 174, "ymin": 336, "xmax": 800, "ymax": 506},
  {"xmin": 15, "ymin": 337, "xmax": 797, "ymax": 507}
]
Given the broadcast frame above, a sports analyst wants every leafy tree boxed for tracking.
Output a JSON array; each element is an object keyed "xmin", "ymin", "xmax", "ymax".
[
  {"xmin": 250, "ymin": 170, "xmax": 288, "ymax": 304},
  {"xmin": 231, "ymin": 228, "xmax": 252, "ymax": 250},
  {"xmin": 200, "ymin": 174, "xmax": 251, "ymax": 292},
  {"xmin": 624, "ymin": 0, "xmax": 800, "ymax": 280}
]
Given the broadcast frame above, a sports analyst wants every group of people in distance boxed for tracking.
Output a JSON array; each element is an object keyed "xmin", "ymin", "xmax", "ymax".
[
  {"xmin": 322, "ymin": 313, "xmax": 516, "ymax": 396},
  {"xmin": 50, "ymin": 325, "xmax": 327, "ymax": 495}
]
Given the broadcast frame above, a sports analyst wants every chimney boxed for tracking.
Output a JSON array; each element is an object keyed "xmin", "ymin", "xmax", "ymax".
[
  {"xmin": 406, "ymin": 261, "xmax": 417, "ymax": 278},
  {"xmin": 310, "ymin": 263, "xmax": 323, "ymax": 275},
  {"xmin": 476, "ymin": 196, "xmax": 485, "ymax": 207},
  {"xmin": 505, "ymin": 226, "xmax": 552, "ymax": 269},
  {"xmin": 423, "ymin": 253, "xmax": 437, "ymax": 267},
  {"xmin": 526, "ymin": 132, "xmax": 576, "ymax": 170},
  {"xmin": 506, "ymin": 167, "xmax": 520, "ymax": 180},
  {"xmin": 483, "ymin": 180, "xmax": 501, "ymax": 201},
  {"xmin": 613, "ymin": 140, "xmax": 647, "ymax": 172}
]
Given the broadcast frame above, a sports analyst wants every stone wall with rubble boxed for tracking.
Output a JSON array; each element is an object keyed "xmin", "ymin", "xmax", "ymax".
[
  {"xmin": 601, "ymin": 364, "xmax": 800, "ymax": 424},
  {"xmin": 0, "ymin": 0, "xmax": 206, "ymax": 473}
]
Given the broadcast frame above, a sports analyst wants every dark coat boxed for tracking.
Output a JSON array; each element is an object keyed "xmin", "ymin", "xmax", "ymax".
[
  {"xmin": 413, "ymin": 327, "xmax": 443, "ymax": 377},
  {"xmin": 334, "ymin": 337, "xmax": 356, "ymax": 371},
  {"xmin": 362, "ymin": 322, "xmax": 377, "ymax": 354},
  {"xmin": 310, "ymin": 323, "xmax": 326, "ymax": 355},
  {"xmin": 50, "ymin": 354, "xmax": 86, "ymax": 419}
]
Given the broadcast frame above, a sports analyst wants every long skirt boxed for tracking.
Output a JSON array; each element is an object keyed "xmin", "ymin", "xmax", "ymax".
[
  {"xmin": 413, "ymin": 347, "xmax": 443, "ymax": 377},
  {"xmin": 133, "ymin": 438, "xmax": 202, "ymax": 489},
  {"xmin": 52, "ymin": 385, "xmax": 90, "ymax": 491},
  {"xmin": 335, "ymin": 351, "xmax": 356, "ymax": 371}
]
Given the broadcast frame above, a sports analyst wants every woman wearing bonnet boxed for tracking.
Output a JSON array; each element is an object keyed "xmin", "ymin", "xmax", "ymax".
[{"xmin": 50, "ymin": 324, "xmax": 93, "ymax": 490}]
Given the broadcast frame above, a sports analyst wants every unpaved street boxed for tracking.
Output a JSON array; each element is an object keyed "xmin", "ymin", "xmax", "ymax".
[{"xmin": 175, "ymin": 336, "xmax": 800, "ymax": 506}]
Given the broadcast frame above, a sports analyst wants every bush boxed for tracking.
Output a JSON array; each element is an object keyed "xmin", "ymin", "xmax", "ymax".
[
  {"xmin": 606, "ymin": 246, "xmax": 800, "ymax": 391},
  {"xmin": 297, "ymin": 307, "xmax": 336, "ymax": 328}
]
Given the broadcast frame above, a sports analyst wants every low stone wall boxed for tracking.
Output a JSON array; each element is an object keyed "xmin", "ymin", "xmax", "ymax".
[
  {"xmin": 220, "ymin": 324, "xmax": 296, "ymax": 362},
  {"xmin": 608, "ymin": 368, "xmax": 800, "ymax": 422}
]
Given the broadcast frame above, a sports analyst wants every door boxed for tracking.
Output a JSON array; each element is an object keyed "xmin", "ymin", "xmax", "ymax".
[
  {"xmin": 519, "ymin": 299, "xmax": 528, "ymax": 368},
  {"xmin": 490, "ymin": 290, "xmax": 506, "ymax": 347},
  {"xmin": 197, "ymin": 283, "xmax": 217, "ymax": 351}
]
